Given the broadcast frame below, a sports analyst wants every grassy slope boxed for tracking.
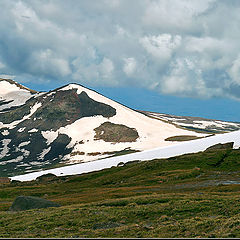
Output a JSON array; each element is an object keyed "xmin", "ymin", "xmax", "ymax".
[{"xmin": 1, "ymin": 148, "xmax": 240, "ymax": 238}]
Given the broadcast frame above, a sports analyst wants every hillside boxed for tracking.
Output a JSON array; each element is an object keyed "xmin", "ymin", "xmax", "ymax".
[{"xmin": 1, "ymin": 147, "xmax": 240, "ymax": 238}]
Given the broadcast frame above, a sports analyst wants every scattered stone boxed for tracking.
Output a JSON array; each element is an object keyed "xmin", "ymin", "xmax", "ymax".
[{"xmin": 9, "ymin": 195, "xmax": 61, "ymax": 211}]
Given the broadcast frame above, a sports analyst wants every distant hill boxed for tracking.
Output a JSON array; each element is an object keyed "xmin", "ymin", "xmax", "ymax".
[{"xmin": 139, "ymin": 110, "xmax": 240, "ymax": 133}]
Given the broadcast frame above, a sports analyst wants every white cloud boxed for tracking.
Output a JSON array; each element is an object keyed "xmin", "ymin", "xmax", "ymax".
[
  {"xmin": 140, "ymin": 34, "xmax": 181, "ymax": 63},
  {"xmin": 123, "ymin": 58, "xmax": 137, "ymax": 76},
  {"xmin": 229, "ymin": 56, "xmax": 240, "ymax": 85},
  {"xmin": 116, "ymin": 25, "xmax": 128, "ymax": 37},
  {"xmin": 0, "ymin": 74, "xmax": 16, "ymax": 79},
  {"xmin": 72, "ymin": 56, "xmax": 116, "ymax": 85},
  {"xmin": 100, "ymin": 57, "xmax": 114, "ymax": 78},
  {"xmin": 186, "ymin": 37, "xmax": 224, "ymax": 53},
  {"xmin": 1, "ymin": 0, "xmax": 240, "ymax": 99},
  {"xmin": 104, "ymin": 0, "xmax": 120, "ymax": 8},
  {"xmin": 143, "ymin": 0, "xmax": 216, "ymax": 32},
  {"xmin": 29, "ymin": 49, "xmax": 71, "ymax": 77},
  {"xmin": 160, "ymin": 58, "xmax": 222, "ymax": 98},
  {"xmin": 161, "ymin": 58, "xmax": 199, "ymax": 94},
  {"xmin": 0, "ymin": 61, "xmax": 5, "ymax": 69}
]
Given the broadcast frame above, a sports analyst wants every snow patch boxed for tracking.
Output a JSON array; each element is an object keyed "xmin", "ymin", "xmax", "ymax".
[
  {"xmin": 18, "ymin": 127, "xmax": 26, "ymax": 133},
  {"xmin": 38, "ymin": 147, "xmax": 51, "ymax": 160},
  {"xmin": 0, "ymin": 139, "xmax": 11, "ymax": 158},
  {"xmin": 0, "ymin": 155, "xmax": 23, "ymax": 165},
  {"xmin": 2, "ymin": 130, "xmax": 9, "ymax": 136},
  {"xmin": 41, "ymin": 131, "xmax": 58, "ymax": 145},
  {"xmin": 0, "ymin": 102, "xmax": 42, "ymax": 130},
  {"xmin": 30, "ymin": 161, "xmax": 45, "ymax": 166},
  {"xmin": 28, "ymin": 128, "xmax": 38, "ymax": 133},
  {"xmin": 18, "ymin": 141, "xmax": 30, "ymax": 148}
]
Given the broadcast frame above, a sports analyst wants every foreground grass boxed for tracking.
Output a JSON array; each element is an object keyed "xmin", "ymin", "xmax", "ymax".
[{"xmin": 1, "ymin": 148, "xmax": 240, "ymax": 238}]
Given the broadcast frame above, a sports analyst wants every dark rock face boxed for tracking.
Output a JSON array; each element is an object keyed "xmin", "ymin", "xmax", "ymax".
[
  {"xmin": 205, "ymin": 142, "xmax": 234, "ymax": 151},
  {"xmin": 0, "ymin": 89, "xmax": 116, "ymax": 129},
  {"xmin": 31, "ymin": 89, "xmax": 116, "ymax": 131},
  {"xmin": 77, "ymin": 91, "xmax": 116, "ymax": 119},
  {"xmin": 9, "ymin": 196, "xmax": 60, "ymax": 211}
]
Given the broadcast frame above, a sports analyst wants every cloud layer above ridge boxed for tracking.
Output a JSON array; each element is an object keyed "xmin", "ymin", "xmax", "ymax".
[{"xmin": 0, "ymin": 0, "xmax": 240, "ymax": 99}]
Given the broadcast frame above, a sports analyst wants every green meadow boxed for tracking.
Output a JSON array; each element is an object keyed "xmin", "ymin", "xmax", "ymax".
[{"xmin": 1, "ymin": 148, "xmax": 240, "ymax": 238}]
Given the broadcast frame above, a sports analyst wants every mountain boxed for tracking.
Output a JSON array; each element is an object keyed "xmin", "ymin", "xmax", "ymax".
[{"xmin": 0, "ymin": 78, "xmax": 209, "ymax": 177}]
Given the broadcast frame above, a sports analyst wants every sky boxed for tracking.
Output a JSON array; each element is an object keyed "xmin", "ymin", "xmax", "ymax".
[{"xmin": 0, "ymin": 0, "xmax": 240, "ymax": 121}]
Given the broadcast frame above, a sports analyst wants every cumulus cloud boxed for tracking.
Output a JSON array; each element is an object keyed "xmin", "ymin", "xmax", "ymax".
[
  {"xmin": 1, "ymin": 0, "xmax": 240, "ymax": 100},
  {"xmin": 140, "ymin": 34, "xmax": 181, "ymax": 65},
  {"xmin": 100, "ymin": 57, "xmax": 115, "ymax": 78},
  {"xmin": 123, "ymin": 58, "xmax": 137, "ymax": 76},
  {"xmin": 160, "ymin": 58, "xmax": 218, "ymax": 98},
  {"xmin": 29, "ymin": 49, "xmax": 71, "ymax": 78},
  {"xmin": 0, "ymin": 61, "xmax": 5, "ymax": 69},
  {"xmin": 229, "ymin": 56, "xmax": 240, "ymax": 85},
  {"xmin": 72, "ymin": 56, "xmax": 116, "ymax": 85},
  {"xmin": 143, "ymin": 0, "xmax": 215, "ymax": 33}
]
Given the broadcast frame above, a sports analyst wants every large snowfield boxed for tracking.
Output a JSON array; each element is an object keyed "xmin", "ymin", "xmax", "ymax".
[{"xmin": 11, "ymin": 129, "xmax": 240, "ymax": 181}]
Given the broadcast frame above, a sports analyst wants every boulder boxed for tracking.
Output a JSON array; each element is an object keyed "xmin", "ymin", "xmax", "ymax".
[{"xmin": 9, "ymin": 196, "xmax": 60, "ymax": 211}]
